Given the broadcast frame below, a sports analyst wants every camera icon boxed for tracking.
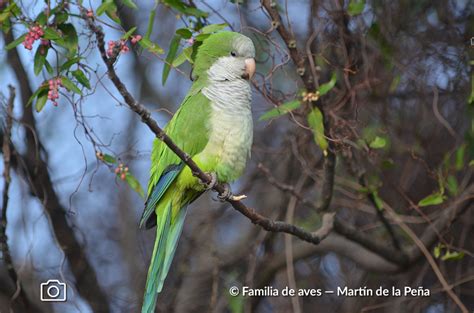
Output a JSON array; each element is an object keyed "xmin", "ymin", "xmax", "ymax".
[{"xmin": 40, "ymin": 280, "xmax": 67, "ymax": 302}]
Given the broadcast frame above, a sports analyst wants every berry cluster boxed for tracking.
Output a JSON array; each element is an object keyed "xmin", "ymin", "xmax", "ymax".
[
  {"xmin": 131, "ymin": 35, "xmax": 142, "ymax": 44},
  {"xmin": 48, "ymin": 78, "xmax": 62, "ymax": 106},
  {"xmin": 23, "ymin": 25, "xmax": 44, "ymax": 50},
  {"xmin": 107, "ymin": 40, "xmax": 129, "ymax": 57},
  {"xmin": 114, "ymin": 163, "xmax": 129, "ymax": 181},
  {"xmin": 302, "ymin": 91, "xmax": 320, "ymax": 102}
]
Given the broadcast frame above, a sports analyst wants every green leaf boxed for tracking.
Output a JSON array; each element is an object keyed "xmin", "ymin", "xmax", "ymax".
[
  {"xmin": 201, "ymin": 23, "xmax": 228, "ymax": 34},
  {"xmin": 172, "ymin": 46, "xmax": 194, "ymax": 67},
  {"xmin": 437, "ymin": 171, "xmax": 445, "ymax": 195},
  {"xmin": 57, "ymin": 23, "xmax": 78, "ymax": 53},
  {"xmin": 61, "ymin": 76, "xmax": 83, "ymax": 95},
  {"xmin": 259, "ymin": 100, "xmax": 301, "ymax": 121},
  {"xmin": 176, "ymin": 28, "xmax": 192, "ymax": 39},
  {"xmin": 307, "ymin": 107, "xmax": 328, "ymax": 154},
  {"xmin": 182, "ymin": 6, "xmax": 208, "ymax": 18},
  {"xmin": 145, "ymin": 1, "xmax": 159, "ymax": 40},
  {"xmin": 138, "ymin": 37, "xmax": 164, "ymax": 54},
  {"xmin": 72, "ymin": 69, "xmax": 91, "ymax": 89},
  {"xmin": 125, "ymin": 173, "xmax": 145, "ymax": 198},
  {"xmin": 228, "ymin": 293, "xmax": 244, "ymax": 313},
  {"xmin": 105, "ymin": 6, "xmax": 121, "ymax": 24},
  {"xmin": 455, "ymin": 144, "xmax": 465, "ymax": 171},
  {"xmin": 381, "ymin": 159, "xmax": 395, "ymax": 169},
  {"xmin": 0, "ymin": 4, "xmax": 16, "ymax": 29},
  {"xmin": 27, "ymin": 84, "xmax": 49, "ymax": 106},
  {"xmin": 35, "ymin": 89, "xmax": 49, "ymax": 112},
  {"xmin": 0, "ymin": 12, "xmax": 10, "ymax": 24},
  {"xmin": 97, "ymin": 0, "xmax": 120, "ymax": 23},
  {"xmin": 33, "ymin": 45, "xmax": 48, "ymax": 75},
  {"xmin": 369, "ymin": 136, "xmax": 387, "ymax": 149},
  {"xmin": 347, "ymin": 0, "xmax": 365, "ymax": 16},
  {"xmin": 122, "ymin": 0, "xmax": 138, "ymax": 9},
  {"xmin": 468, "ymin": 75, "xmax": 474, "ymax": 105},
  {"xmin": 433, "ymin": 244, "xmax": 442, "ymax": 258},
  {"xmin": 102, "ymin": 154, "xmax": 116, "ymax": 164},
  {"xmin": 446, "ymin": 175, "xmax": 458, "ymax": 196},
  {"xmin": 43, "ymin": 27, "xmax": 62, "ymax": 40},
  {"xmin": 162, "ymin": 35, "xmax": 181, "ymax": 85},
  {"xmin": 55, "ymin": 11, "xmax": 69, "ymax": 24},
  {"xmin": 195, "ymin": 33, "xmax": 210, "ymax": 42},
  {"xmin": 389, "ymin": 74, "xmax": 400, "ymax": 93},
  {"xmin": 96, "ymin": 0, "xmax": 115, "ymax": 16},
  {"xmin": 163, "ymin": 0, "xmax": 208, "ymax": 18},
  {"xmin": 60, "ymin": 57, "xmax": 81, "ymax": 72},
  {"xmin": 441, "ymin": 250, "xmax": 465, "ymax": 261},
  {"xmin": 5, "ymin": 33, "xmax": 26, "ymax": 50},
  {"xmin": 36, "ymin": 11, "xmax": 48, "ymax": 25},
  {"xmin": 418, "ymin": 192, "xmax": 445, "ymax": 207},
  {"xmin": 122, "ymin": 26, "xmax": 137, "ymax": 40},
  {"xmin": 44, "ymin": 60, "xmax": 54, "ymax": 75},
  {"xmin": 318, "ymin": 72, "xmax": 337, "ymax": 96},
  {"xmin": 371, "ymin": 190, "xmax": 384, "ymax": 210}
]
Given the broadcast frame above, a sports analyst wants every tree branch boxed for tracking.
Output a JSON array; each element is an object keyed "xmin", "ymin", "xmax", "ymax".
[
  {"xmin": 83, "ymin": 11, "xmax": 334, "ymax": 246},
  {"xmin": 3, "ymin": 29, "xmax": 111, "ymax": 313},
  {"xmin": 0, "ymin": 85, "xmax": 17, "ymax": 300},
  {"xmin": 0, "ymin": 86, "xmax": 42, "ymax": 313}
]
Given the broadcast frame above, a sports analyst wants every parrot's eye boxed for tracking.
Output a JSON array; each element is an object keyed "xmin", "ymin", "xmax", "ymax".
[{"xmin": 230, "ymin": 51, "xmax": 237, "ymax": 57}]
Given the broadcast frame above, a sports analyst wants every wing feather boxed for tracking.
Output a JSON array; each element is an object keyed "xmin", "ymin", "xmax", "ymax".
[{"xmin": 141, "ymin": 88, "xmax": 211, "ymax": 228}]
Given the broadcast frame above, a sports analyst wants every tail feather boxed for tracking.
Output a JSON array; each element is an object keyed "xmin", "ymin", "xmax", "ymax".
[
  {"xmin": 157, "ymin": 205, "xmax": 188, "ymax": 292},
  {"xmin": 141, "ymin": 202, "xmax": 171, "ymax": 313},
  {"xmin": 141, "ymin": 201, "xmax": 188, "ymax": 313}
]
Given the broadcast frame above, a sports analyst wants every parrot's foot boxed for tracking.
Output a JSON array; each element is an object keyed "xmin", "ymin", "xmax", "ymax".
[
  {"xmin": 217, "ymin": 184, "xmax": 247, "ymax": 202},
  {"xmin": 200, "ymin": 172, "xmax": 218, "ymax": 190}
]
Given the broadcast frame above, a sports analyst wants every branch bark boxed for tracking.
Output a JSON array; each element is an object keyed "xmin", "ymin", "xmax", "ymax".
[{"xmin": 0, "ymin": 86, "xmax": 41, "ymax": 313}]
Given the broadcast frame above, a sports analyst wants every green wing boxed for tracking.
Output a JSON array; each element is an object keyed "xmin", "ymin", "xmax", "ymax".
[{"xmin": 140, "ymin": 86, "xmax": 211, "ymax": 228}]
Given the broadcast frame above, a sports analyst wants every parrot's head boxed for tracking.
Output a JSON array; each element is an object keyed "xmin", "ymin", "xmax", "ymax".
[{"xmin": 193, "ymin": 31, "xmax": 256, "ymax": 82}]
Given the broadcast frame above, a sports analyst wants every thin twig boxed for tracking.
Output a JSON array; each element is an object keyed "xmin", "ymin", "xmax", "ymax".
[
  {"xmin": 432, "ymin": 86, "xmax": 457, "ymax": 139},
  {"xmin": 285, "ymin": 176, "xmax": 306, "ymax": 313}
]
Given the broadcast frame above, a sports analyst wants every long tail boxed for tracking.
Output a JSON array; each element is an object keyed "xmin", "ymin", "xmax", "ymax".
[{"xmin": 141, "ymin": 201, "xmax": 188, "ymax": 313}]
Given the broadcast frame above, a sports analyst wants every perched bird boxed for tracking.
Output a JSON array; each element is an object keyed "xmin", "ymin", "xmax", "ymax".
[{"xmin": 140, "ymin": 31, "xmax": 256, "ymax": 313}]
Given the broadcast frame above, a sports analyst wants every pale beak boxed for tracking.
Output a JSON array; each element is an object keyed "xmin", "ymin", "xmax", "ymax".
[{"xmin": 243, "ymin": 58, "xmax": 256, "ymax": 80}]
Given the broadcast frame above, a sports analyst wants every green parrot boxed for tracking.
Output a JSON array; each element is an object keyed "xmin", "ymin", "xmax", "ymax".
[{"xmin": 140, "ymin": 31, "xmax": 256, "ymax": 313}]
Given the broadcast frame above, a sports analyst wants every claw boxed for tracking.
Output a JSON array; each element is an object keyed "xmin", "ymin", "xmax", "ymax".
[
  {"xmin": 217, "ymin": 183, "xmax": 232, "ymax": 202},
  {"xmin": 200, "ymin": 172, "xmax": 218, "ymax": 190},
  {"xmin": 217, "ymin": 184, "xmax": 247, "ymax": 202},
  {"xmin": 230, "ymin": 194, "xmax": 247, "ymax": 201}
]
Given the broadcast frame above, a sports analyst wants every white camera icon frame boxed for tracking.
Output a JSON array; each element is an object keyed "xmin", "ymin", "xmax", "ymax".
[{"xmin": 40, "ymin": 279, "xmax": 67, "ymax": 302}]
